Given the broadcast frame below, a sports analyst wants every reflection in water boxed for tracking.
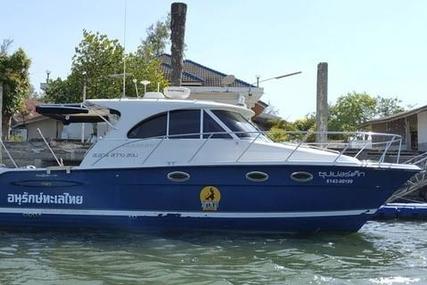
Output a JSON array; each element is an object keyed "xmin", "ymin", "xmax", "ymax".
[{"xmin": 0, "ymin": 221, "xmax": 426, "ymax": 284}]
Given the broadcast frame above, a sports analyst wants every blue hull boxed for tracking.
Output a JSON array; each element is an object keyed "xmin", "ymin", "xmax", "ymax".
[{"xmin": 0, "ymin": 165, "xmax": 417, "ymax": 233}]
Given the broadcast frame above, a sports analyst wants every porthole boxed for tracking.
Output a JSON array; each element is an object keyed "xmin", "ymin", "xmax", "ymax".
[
  {"xmin": 246, "ymin": 171, "xmax": 269, "ymax": 182},
  {"xmin": 167, "ymin": 171, "xmax": 190, "ymax": 182},
  {"xmin": 290, "ymin": 171, "xmax": 313, "ymax": 182}
]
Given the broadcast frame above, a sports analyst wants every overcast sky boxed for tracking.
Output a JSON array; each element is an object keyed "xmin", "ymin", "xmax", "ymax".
[{"xmin": 1, "ymin": 0, "xmax": 426, "ymax": 120}]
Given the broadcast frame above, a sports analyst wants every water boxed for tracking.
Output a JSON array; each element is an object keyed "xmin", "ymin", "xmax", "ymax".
[{"xmin": 0, "ymin": 221, "xmax": 426, "ymax": 285}]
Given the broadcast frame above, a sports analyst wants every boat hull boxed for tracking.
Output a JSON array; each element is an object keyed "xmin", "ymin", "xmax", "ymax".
[{"xmin": 0, "ymin": 164, "xmax": 417, "ymax": 233}]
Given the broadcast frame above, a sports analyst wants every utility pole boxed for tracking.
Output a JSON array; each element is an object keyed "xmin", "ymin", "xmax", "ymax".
[
  {"xmin": 0, "ymin": 82, "xmax": 2, "ymax": 163},
  {"xmin": 81, "ymin": 72, "xmax": 87, "ymax": 143},
  {"xmin": 316, "ymin": 62, "xmax": 328, "ymax": 144},
  {"xmin": 170, "ymin": 2, "xmax": 187, "ymax": 86}
]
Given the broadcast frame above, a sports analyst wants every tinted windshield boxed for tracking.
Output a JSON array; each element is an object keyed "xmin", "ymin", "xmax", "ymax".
[
  {"xmin": 212, "ymin": 110, "xmax": 258, "ymax": 138},
  {"xmin": 127, "ymin": 109, "xmax": 259, "ymax": 139}
]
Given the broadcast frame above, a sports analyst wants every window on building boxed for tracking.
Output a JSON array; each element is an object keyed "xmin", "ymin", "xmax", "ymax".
[
  {"xmin": 169, "ymin": 110, "xmax": 201, "ymax": 139},
  {"xmin": 212, "ymin": 110, "xmax": 257, "ymax": 138},
  {"xmin": 127, "ymin": 112, "xmax": 167, "ymax": 139}
]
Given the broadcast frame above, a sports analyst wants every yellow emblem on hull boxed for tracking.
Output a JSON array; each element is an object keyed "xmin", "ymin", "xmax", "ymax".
[{"xmin": 200, "ymin": 186, "xmax": 221, "ymax": 211}]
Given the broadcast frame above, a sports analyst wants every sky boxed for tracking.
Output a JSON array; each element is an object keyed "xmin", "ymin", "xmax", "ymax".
[{"xmin": 1, "ymin": 0, "xmax": 426, "ymax": 120}]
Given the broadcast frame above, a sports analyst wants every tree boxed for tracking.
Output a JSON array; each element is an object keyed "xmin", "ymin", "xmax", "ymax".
[
  {"xmin": 375, "ymin": 96, "xmax": 405, "ymax": 117},
  {"xmin": 292, "ymin": 113, "xmax": 316, "ymax": 132},
  {"xmin": 44, "ymin": 78, "xmax": 72, "ymax": 103},
  {"xmin": 0, "ymin": 39, "xmax": 13, "ymax": 55},
  {"xmin": 137, "ymin": 15, "xmax": 171, "ymax": 61},
  {"xmin": 264, "ymin": 92, "xmax": 406, "ymax": 138},
  {"xmin": 45, "ymin": 29, "xmax": 168, "ymax": 103},
  {"xmin": 328, "ymin": 92, "xmax": 377, "ymax": 132},
  {"xmin": 0, "ymin": 40, "xmax": 31, "ymax": 137},
  {"xmin": 125, "ymin": 53, "xmax": 168, "ymax": 97},
  {"xmin": 45, "ymin": 30, "xmax": 124, "ymax": 103},
  {"xmin": 266, "ymin": 119, "xmax": 295, "ymax": 142}
]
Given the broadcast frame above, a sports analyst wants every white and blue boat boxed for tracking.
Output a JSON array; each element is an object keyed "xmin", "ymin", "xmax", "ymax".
[{"xmin": 0, "ymin": 89, "xmax": 420, "ymax": 233}]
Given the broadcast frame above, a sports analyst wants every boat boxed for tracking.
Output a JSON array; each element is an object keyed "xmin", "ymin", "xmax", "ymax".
[{"xmin": 0, "ymin": 89, "xmax": 420, "ymax": 233}]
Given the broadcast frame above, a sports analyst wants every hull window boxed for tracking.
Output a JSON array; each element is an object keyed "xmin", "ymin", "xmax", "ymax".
[
  {"xmin": 246, "ymin": 171, "xmax": 269, "ymax": 182},
  {"xmin": 167, "ymin": 171, "xmax": 191, "ymax": 182},
  {"xmin": 290, "ymin": 171, "xmax": 313, "ymax": 182}
]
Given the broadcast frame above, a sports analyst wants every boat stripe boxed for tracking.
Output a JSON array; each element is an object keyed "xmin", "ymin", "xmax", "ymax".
[{"xmin": 0, "ymin": 208, "xmax": 378, "ymax": 218}]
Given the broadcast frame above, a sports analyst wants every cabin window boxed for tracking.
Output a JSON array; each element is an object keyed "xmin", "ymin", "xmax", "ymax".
[
  {"xmin": 203, "ymin": 111, "xmax": 231, "ymax": 139},
  {"xmin": 128, "ymin": 113, "xmax": 167, "ymax": 139},
  {"xmin": 212, "ymin": 110, "xmax": 257, "ymax": 138},
  {"xmin": 169, "ymin": 110, "xmax": 200, "ymax": 139},
  {"xmin": 128, "ymin": 109, "xmax": 254, "ymax": 140}
]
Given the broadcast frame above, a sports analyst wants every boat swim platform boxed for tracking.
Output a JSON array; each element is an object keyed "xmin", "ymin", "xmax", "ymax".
[{"xmin": 374, "ymin": 203, "xmax": 427, "ymax": 220}]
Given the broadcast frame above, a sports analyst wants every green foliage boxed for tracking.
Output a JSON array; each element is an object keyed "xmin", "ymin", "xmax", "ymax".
[
  {"xmin": 45, "ymin": 22, "xmax": 170, "ymax": 103},
  {"xmin": 329, "ymin": 92, "xmax": 377, "ymax": 132},
  {"xmin": 375, "ymin": 96, "xmax": 405, "ymax": 117},
  {"xmin": 292, "ymin": 113, "xmax": 316, "ymax": 132},
  {"xmin": 266, "ymin": 119, "xmax": 295, "ymax": 142},
  {"xmin": 0, "ymin": 40, "xmax": 31, "ymax": 119},
  {"xmin": 266, "ymin": 92, "xmax": 406, "ymax": 138},
  {"xmin": 44, "ymin": 78, "xmax": 72, "ymax": 103},
  {"xmin": 45, "ymin": 30, "xmax": 124, "ymax": 103},
  {"xmin": 125, "ymin": 53, "xmax": 168, "ymax": 97},
  {"xmin": 137, "ymin": 15, "xmax": 171, "ymax": 60}
]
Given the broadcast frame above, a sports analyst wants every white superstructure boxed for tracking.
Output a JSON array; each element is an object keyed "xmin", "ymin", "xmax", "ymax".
[{"xmin": 79, "ymin": 98, "xmax": 363, "ymax": 168}]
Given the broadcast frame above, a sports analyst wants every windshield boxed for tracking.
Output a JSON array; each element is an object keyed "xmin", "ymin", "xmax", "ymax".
[{"xmin": 211, "ymin": 110, "xmax": 259, "ymax": 138}]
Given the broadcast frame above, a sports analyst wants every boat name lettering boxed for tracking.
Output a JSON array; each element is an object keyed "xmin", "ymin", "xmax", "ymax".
[
  {"xmin": 7, "ymin": 192, "xmax": 83, "ymax": 205},
  {"xmin": 92, "ymin": 152, "xmax": 138, "ymax": 159},
  {"xmin": 318, "ymin": 170, "xmax": 365, "ymax": 179},
  {"xmin": 326, "ymin": 178, "xmax": 354, "ymax": 184}
]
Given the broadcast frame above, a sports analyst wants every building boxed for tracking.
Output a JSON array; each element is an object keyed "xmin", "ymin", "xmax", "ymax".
[
  {"xmin": 360, "ymin": 104, "xmax": 427, "ymax": 151},
  {"xmin": 159, "ymin": 54, "xmax": 265, "ymax": 115}
]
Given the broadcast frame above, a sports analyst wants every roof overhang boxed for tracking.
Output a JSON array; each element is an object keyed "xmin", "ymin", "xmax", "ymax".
[{"xmin": 360, "ymin": 104, "xmax": 427, "ymax": 127}]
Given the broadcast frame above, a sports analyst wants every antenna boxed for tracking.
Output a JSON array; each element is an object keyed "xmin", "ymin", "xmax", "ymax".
[{"xmin": 122, "ymin": 0, "xmax": 127, "ymax": 98}]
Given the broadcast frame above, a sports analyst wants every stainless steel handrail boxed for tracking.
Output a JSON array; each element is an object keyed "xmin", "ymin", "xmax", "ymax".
[
  {"xmin": 0, "ymin": 138, "xmax": 18, "ymax": 168},
  {"xmin": 89, "ymin": 130, "xmax": 403, "ymax": 167}
]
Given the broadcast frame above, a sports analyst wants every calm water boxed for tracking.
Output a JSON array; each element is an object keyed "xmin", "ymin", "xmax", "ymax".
[{"xmin": 0, "ymin": 221, "xmax": 426, "ymax": 285}]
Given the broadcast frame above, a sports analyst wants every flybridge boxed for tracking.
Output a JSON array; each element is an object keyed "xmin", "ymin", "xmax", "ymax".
[
  {"xmin": 35, "ymin": 87, "xmax": 192, "ymax": 124},
  {"xmin": 35, "ymin": 104, "xmax": 116, "ymax": 124}
]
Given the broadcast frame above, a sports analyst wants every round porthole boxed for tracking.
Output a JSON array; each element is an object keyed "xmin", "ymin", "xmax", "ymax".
[
  {"xmin": 246, "ymin": 171, "xmax": 269, "ymax": 182},
  {"xmin": 167, "ymin": 171, "xmax": 190, "ymax": 182},
  {"xmin": 290, "ymin": 171, "xmax": 313, "ymax": 182}
]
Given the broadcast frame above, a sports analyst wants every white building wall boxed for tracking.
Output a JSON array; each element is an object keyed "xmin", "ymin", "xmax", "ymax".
[
  {"xmin": 417, "ymin": 111, "xmax": 427, "ymax": 151},
  {"xmin": 61, "ymin": 123, "xmax": 93, "ymax": 140},
  {"xmin": 27, "ymin": 120, "xmax": 62, "ymax": 140}
]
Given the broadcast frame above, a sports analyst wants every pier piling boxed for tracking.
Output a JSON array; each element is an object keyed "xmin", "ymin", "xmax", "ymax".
[
  {"xmin": 170, "ymin": 2, "xmax": 187, "ymax": 87},
  {"xmin": 316, "ymin": 62, "xmax": 328, "ymax": 144}
]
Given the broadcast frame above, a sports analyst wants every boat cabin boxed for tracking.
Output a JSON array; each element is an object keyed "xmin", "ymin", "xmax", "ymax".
[{"xmin": 37, "ymin": 95, "xmax": 361, "ymax": 169}]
